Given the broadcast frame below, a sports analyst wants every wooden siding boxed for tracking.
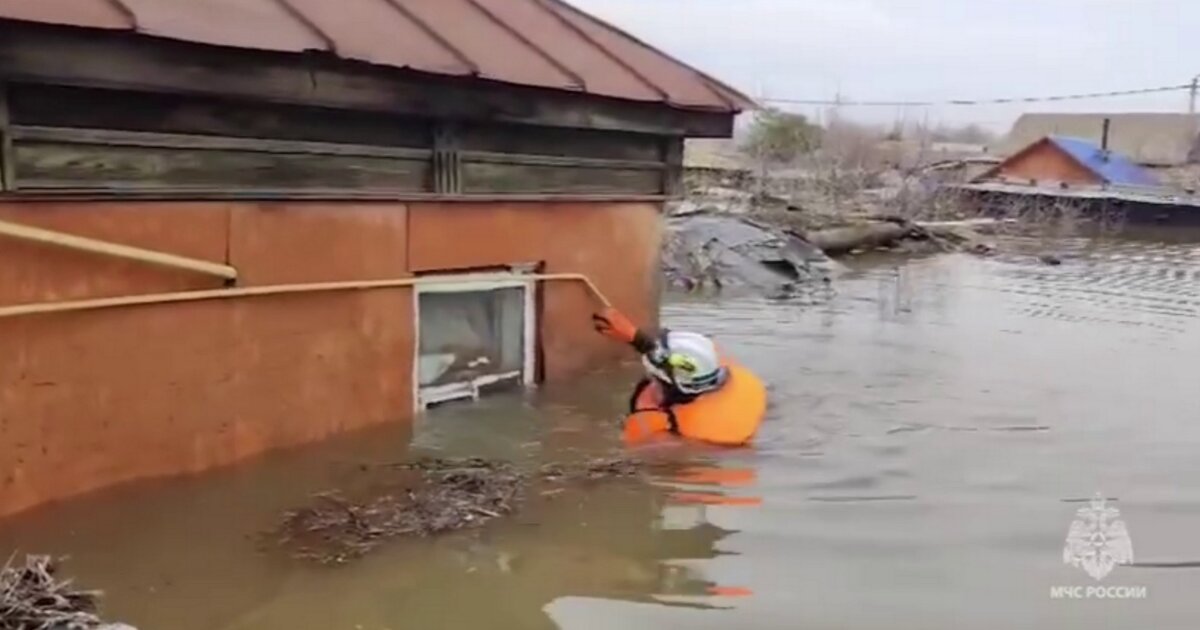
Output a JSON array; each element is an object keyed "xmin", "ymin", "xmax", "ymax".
[
  {"xmin": 0, "ymin": 81, "xmax": 11, "ymax": 190},
  {"xmin": 0, "ymin": 24, "xmax": 733, "ymax": 137},
  {"xmin": 0, "ymin": 83, "xmax": 681, "ymax": 198}
]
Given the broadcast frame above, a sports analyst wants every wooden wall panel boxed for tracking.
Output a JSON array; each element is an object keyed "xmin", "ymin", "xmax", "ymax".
[
  {"xmin": 8, "ymin": 84, "xmax": 432, "ymax": 148},
  {"xmin": 0, "ymin": 82, "xmax": 11, "ymax": 191},
  {"xmin": 0, "ymin": 26, "xmax": 734, "ymax": 137},
  {"xmin": 12, "ymin": 133, "xmax": 431, "ymax": 193},
  {"xmin": 459, "ymin": 123, "xmax": 663, "ymax": 161},
  {"xmin": 460, "ymin": 161, "xmax": 663, "ymax": 195},
  {"xmin": 0, "ymin": 83, "xmax": 673, "ymax": 198}
]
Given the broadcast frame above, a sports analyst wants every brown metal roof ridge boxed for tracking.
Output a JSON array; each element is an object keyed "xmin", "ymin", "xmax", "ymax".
[
  {"xmin": 379, "ymin": 0, "xmax": 481, "ymax": 76},
  {"xmin": 697, "ymin": 72, "xmax": 747, "ymax": 111},
  {"xmin": 0, "ymin": 0, "xmax": 750, "ymax": 112},
  {"xmin": 102, "ymin": 0, "xmax": 137, "ymax": 28},
  {"xmin": 545, "ymin": 0, "xmax": 754, "ymax": 110},
  {"xmin": 271, "ymin": 0, "xmax": 336, "ymax": 54},
  {"xmin": 463, "ymin": 0, "xmax": 586, "ymax": 91},
  {"xmin": 528, "ymin": 0, "xmax": 669, "ymax": 102}
]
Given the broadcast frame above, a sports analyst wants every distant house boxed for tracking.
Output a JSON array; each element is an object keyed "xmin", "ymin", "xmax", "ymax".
[
  {"xmin": 1000, "ymin": 114, "xmax": 1200, "ymax": 167},
  {"xmin": 976, "ymin": 135, "xmax": 1158, "ymax": 188}
]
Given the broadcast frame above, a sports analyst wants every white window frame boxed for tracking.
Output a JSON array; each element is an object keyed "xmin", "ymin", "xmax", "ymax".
[{"xmin": 413, "ymin": 274, "xmax": 537, "ymax": 410}]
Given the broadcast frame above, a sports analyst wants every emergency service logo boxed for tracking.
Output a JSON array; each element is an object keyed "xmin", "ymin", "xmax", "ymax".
[
  {"xmin": 1063, "ymin": 494, "xmax": 1133, "ymax": 580},
  {"xmin": 1051, "ymin": 494, "xmax": 1146, "ymax": 600}
]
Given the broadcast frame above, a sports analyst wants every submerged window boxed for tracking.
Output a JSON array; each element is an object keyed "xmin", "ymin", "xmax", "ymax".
[{"xmin": 416, "ymin": 280, "xmax": 534, "ymax": 409}]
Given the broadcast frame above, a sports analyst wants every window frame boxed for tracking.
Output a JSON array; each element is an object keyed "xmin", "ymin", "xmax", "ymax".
[{"xmin": 413, "ymin": 275, "xmax": 537, "ymax": 410}]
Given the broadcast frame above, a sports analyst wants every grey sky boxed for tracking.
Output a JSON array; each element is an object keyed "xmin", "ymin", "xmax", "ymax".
[{"xmin": 571, "ymin": 0, "xmax": 1198, "ymax": 131}]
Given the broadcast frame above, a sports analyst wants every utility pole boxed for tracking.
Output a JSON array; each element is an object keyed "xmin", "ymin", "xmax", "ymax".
[{"xmin": 1190, "ymin": 75, "xmax": 1198, "ymax": 115}]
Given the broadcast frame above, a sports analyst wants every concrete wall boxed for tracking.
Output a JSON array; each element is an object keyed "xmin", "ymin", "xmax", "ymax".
[
  {"xmin": 0, "ymin": 200, "xmax": 661, "ymax": 517},
  {"xmin": 993, "ymin": 143, "xmax": 1100, "ymax": 186}
]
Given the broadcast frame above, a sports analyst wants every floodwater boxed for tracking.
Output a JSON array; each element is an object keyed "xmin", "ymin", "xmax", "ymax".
[{"xmin": 5, "ymin": 230, "xmax": 1200, "ymax": 629}]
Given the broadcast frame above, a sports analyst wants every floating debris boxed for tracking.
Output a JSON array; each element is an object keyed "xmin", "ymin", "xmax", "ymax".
[
  {"xmin": 539, "ymin": 457, "xmax": 645, "ymax": 482},
  {"xmin": 274, "ymin": 458, "xmax": 522, "ymax": 565},
  {"xmin": 270, "ymin": 457, "xmax": 647, "ymax": 565},
  {"xmin": 662, "ymin": 214, "xmax": 836, "ymax": 296},
  {"xmin": 0, "ymin": 554, "xmax": 118, "ymax": 630}
]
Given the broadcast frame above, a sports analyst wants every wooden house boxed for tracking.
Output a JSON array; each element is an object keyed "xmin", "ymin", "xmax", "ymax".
[
  {"xmin": 0, "ymin": 0, "xmax": 751, "ymax": 517},
  {"xmin": 976, "ymin": 135, "xmax": 1158, "ymax": 188}
]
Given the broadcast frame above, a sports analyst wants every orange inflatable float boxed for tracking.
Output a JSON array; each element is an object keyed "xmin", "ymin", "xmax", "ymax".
[{"xmin": 622, "ymin": 360, "xmax": 767, "ymax": 446}]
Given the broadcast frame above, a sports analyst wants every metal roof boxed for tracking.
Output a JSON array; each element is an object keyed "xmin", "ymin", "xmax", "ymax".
[
  {"xmin": 1048, "ymin": 136, "xmax": 1159, "ymax": 187},
  {"xmin": 0, "ymin": 0, "xmax": 754, "ymax": 113}
]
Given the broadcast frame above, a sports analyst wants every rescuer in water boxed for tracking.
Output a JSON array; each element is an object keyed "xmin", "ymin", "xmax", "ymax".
[
  {"xmin": 593, "ymin": 305, "xmax": 766, "ymax": 445},
  {"xmin": 592, "ymin": 308, "xmax": 727, "ymax": 429}
]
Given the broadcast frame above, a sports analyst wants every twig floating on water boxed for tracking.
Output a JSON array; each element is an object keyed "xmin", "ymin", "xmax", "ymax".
[
  {"xmin": 268, "ymin": 456, "xmax": 648, "ymax": 565},
  {"xmin": 0, "ymin": 555, "xmax": 123, "ymax": 630}
]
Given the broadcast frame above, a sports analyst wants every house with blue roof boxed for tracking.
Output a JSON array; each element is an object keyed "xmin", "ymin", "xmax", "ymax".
[{"xmin": 975, "ymin": 135, "xmax": 1159, "ymax": 188}]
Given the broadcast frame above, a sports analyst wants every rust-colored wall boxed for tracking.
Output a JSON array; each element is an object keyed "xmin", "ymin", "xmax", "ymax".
[
  {"xmin": 995, "ymin": 142, "xmax": 1100, "ymax": 185},
  {"xmin": 0, "ymin": 292, "xmax": 413, "ymax": 516},
  {"xmin": 0, "ymin": 201, "xmax": 415, "ymax": 517},
  {"xmin": 408, "ymin": 202, "xmax": 662, "ymax": 381},
  {"xmin": 0, "ymin": 199, "xmax": 661, "ymax": 517},
  {"xmin": 0, "ymin": 202, "xmax": 230, "ymax": 304},
  {"xmin": 229, "ymin": 203, "xmax": 409, "ymax": 284}
]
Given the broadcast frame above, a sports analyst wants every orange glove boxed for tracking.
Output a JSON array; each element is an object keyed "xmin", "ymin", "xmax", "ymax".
[
  {"xmin": 592, "ymin": 307, "xmax": 639, "ymax": 343},
  {"xmin": 592, "ymin": 307, "xmax": 656, "ymax": 353}
]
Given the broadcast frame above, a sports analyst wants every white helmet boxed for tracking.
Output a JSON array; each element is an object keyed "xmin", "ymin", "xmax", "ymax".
[{"xmin": 642, "ymin": 331, "xmax": 724, "ymax": 395}]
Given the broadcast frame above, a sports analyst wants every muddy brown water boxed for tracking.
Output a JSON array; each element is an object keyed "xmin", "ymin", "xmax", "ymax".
[{"xmin": 4, "ymin": 231, "xmax": 1200, "ymax": 629}]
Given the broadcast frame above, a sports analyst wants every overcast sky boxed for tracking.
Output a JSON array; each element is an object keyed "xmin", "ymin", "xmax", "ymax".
[{"xmin": 571, "ymin": 0, "xmax": 1198, "ymax": 131}]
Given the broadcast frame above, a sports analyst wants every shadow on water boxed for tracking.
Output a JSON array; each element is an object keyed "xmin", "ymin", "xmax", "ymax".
[{"xmin": 5, "ymin": 228, "xmax": 1200, "ymax": 629}]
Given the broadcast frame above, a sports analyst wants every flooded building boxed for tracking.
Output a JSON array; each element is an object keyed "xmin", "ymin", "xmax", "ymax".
[
  {"xmin": 0, "ymin": 0, "xmax": 751, "ymax": 517},
  {"xmin": 958, "ymin": 133, "xmax": 1200, "ymax": 224},
  {"xmin": 977, "ymin": 135, "xmax": 1159, "ymax": 188}
]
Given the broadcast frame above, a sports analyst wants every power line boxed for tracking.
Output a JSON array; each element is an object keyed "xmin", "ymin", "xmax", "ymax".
[{"xmin": 761, "ymin": 83, "xmax": 1194, "ymax": 107}]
